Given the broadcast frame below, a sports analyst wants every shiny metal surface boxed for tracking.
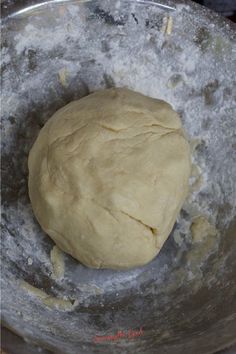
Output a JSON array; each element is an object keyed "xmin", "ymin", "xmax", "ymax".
[{"xmin": 1, "ymin": 1, "xmax": 236, "ymax": 353}]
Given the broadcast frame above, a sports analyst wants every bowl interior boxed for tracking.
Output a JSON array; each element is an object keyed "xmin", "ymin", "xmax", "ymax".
[{"xmin": 1, "ymin": 1, "xmax": 236, "ymax": 353}]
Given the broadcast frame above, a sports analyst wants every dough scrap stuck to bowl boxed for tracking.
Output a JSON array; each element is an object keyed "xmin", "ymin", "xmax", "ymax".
[{"xmin": 28, "ymin": 88, "xmax": 191, "ymax": 269}]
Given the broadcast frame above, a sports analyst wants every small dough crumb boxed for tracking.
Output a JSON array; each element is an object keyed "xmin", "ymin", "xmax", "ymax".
[
  {"xmin": 21, "ymin": 280, "xmax": 77, "ymax": 311},
  {"xmin": 50, "ymin": 245, "xmax": 65, "ymax": 280},
  {"xmin": 58, "ymin": 67, "xmax": 69, "ymax": 87},
  {"xmin": 166, "ymin": 16, "xmax": 173, "ymax": 35},
  {"xmin": 190, "ymin": 216, "xmax": 218, "ymax": 243}
]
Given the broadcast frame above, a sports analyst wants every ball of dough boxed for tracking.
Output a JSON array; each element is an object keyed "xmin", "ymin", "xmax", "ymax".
[{"xmin": 28, "ymin": 88, "xmax": 191, "ymax": 269}]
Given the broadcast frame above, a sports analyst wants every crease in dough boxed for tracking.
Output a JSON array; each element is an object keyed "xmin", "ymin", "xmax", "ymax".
[{"xmin": 119, "ymin": 210, "xmax": 158, "ymax": 236}]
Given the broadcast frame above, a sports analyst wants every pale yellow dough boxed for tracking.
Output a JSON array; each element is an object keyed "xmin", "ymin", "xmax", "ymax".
[{"xmin": 28, "ymin": 88, "xmax": 191, "ymax": 269}]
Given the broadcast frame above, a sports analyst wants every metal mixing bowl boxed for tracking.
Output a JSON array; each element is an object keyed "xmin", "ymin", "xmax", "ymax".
[{"xmin": 1, "ymin": 1, "xmax": 236, "ymax": 353}]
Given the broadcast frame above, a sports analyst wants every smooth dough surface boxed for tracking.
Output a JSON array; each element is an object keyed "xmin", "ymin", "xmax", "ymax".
[{"xmin": 28, "ymin": 88, "xmax": 191, "ymax": 269}]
